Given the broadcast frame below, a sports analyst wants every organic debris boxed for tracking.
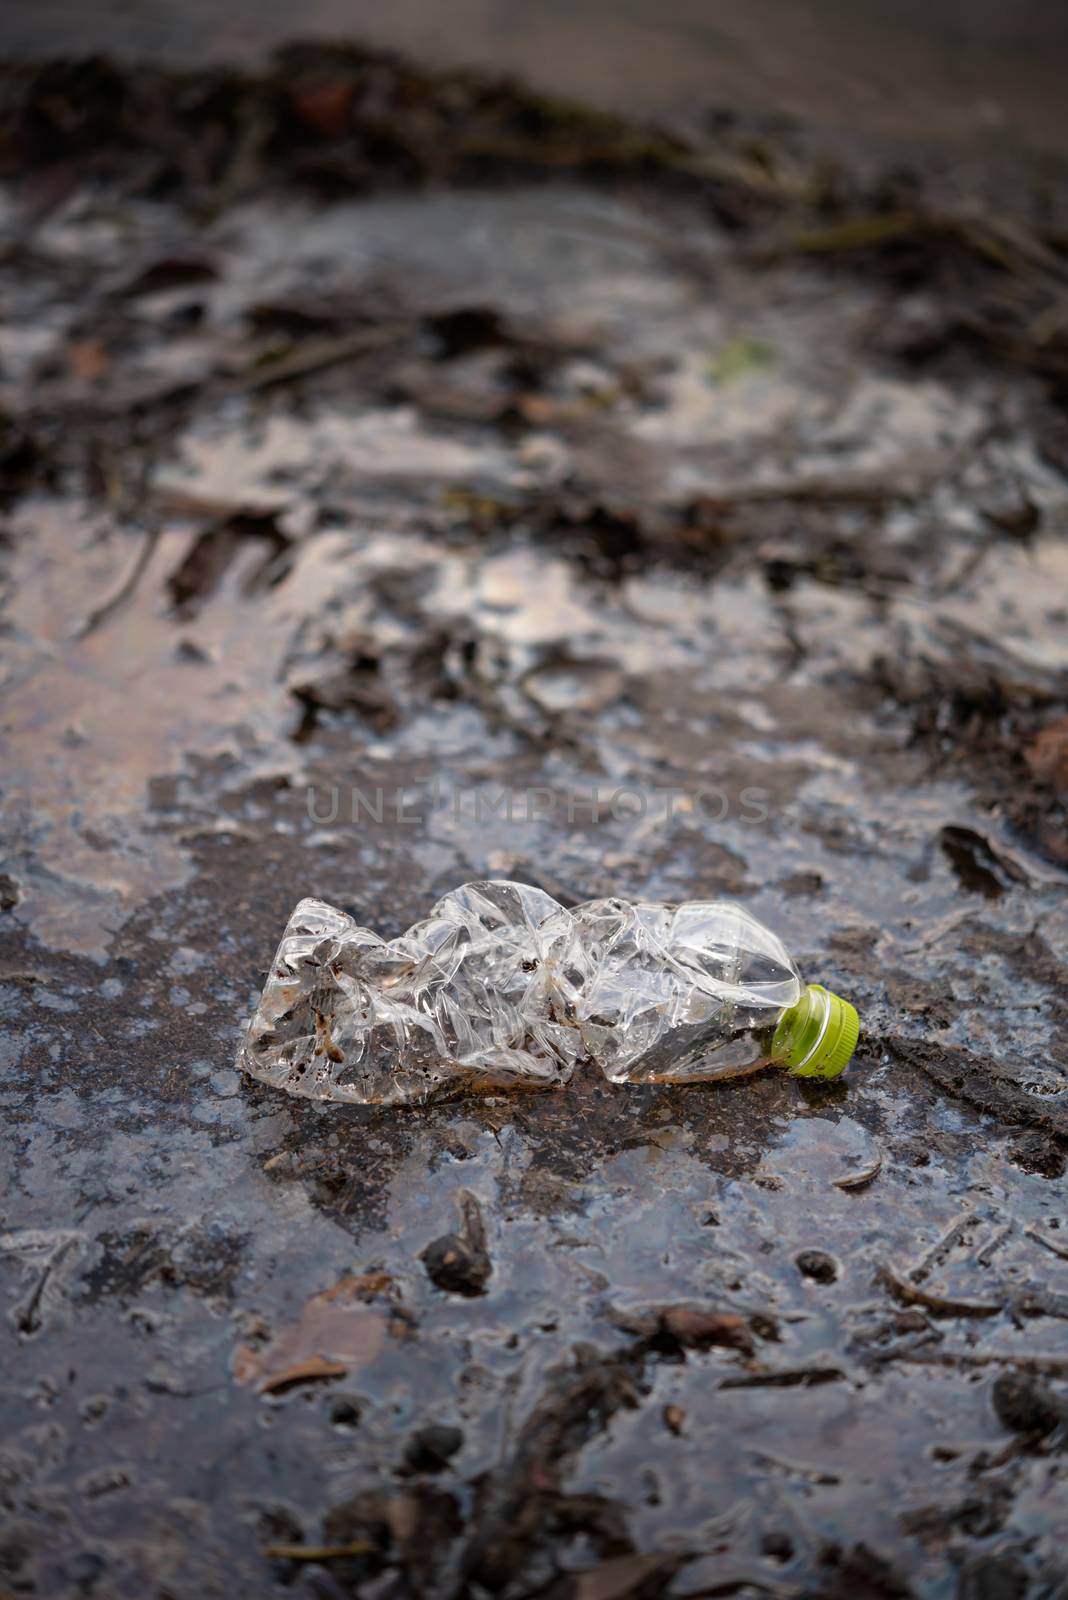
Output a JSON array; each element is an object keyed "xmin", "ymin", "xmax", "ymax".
[
  {"xmin": 234, "ymin": 1274, "xmax": 399, "ymax": 1392},
  {"xmin": 420, "ymin": 1191, "xmax": 493, "ymax": 1295}
]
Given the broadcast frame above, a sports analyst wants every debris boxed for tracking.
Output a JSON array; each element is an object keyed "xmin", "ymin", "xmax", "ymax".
[
  {"xmin": 834, "ymin": 1156, "xmax": 883, "ymax": 1191},
  {"xmin": 265, "ymin": 1540, "xmax": 376, "ymax": 1561},
  {"xmin": 878, "ymin": 1268, "xmax": 1003, "ymax": 1320},
  {"xmin": 402, "ymin": 1423, "xmax": 464, "ymax": 1473},
  {"xmin": 990, "ymin": 1372, "xmax": 1068, "ymax": 1439},
  {"xmin": 321, "ymin": 1486, "xmax": 462, "ymax": 1589},
  {"xmin": 166, "ymin": 513, "xmax": 289, "ymax": 614},
  {"xmin": 796, "ymin": 1249, "xmax": 838, "ymax": 1283},
  {"xmin": 545, "ymin": 1552, "xmax": 683, "ymax": 1600},
  {"xmin": 1025, "ymin": 717, "xmax": 1068, "ymax": 798},
  {"xmin": 460, "ymin": 1347, "xmax": 644, "ymax": 1589},
  {"xmin": 810, "ymin": 1541, "xmax": 914, "ymax": 1600},
  {"xmin": 237, "ymin": 884, "xmax": 859, "ymax": 1102},
  {"xmin": 718, "ymin": 1366, "xmax": 845, "ymax": 1389},
  {"xmin": 706, "ymin": 335, "xmax": 774, "ymax": 384},
  {"xmin": 884, "ymin": 1038, "xmax": 1068, "ymax": 1142},
  {"xmin": 956, "ymin": 1554, "xmax": 1030, "ymax": 1600},
  {"xmin": 67, "ymin": 339, "xmax": 108, "ymax": 381},
  {"xmin": 249, "ymin": 1354, "xmax": 350, "ymax": 1393},
  {"xmin": 613, "ymin": 1303, "xmax": 756, "ymax": 1356},
  {"xmin": 120, "ymin": 257, "xmax": 219, "ymax": 297},
  {"xmin": 290, "ymin": 79, "xmax": 356, "ymax": 140},
  {"xmin": 939, "ymin": 826, "xmax": 1028, "ymax": 899},
  {"xmin": 1026, "ymin": 1227, "xmax": 1068, "ymax": 1264},
  {"xmin": 233, "ymin": 1276, "xmax": 391, "ymax": 1392},
  {"xmin": 421, "ymin": 1191, "xmax": 492, "ymax": 1296},
  {"xmin": 77, "ymin": 521, "xmax": 161, "ymax": 638}
]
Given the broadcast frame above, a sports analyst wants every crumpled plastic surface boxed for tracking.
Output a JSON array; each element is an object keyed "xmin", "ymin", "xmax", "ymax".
[{"xmin": 237, "ymin": 880, "xmax": 802, "ymax": 1103}]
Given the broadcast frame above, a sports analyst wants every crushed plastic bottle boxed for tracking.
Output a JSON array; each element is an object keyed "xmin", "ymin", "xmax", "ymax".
[{"xmin": 237, "ymin": 880, "xmax": 859, "ymax": 1104}]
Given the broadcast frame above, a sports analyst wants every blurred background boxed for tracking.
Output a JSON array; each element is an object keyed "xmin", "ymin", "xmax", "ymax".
[{"xmin": 5, "ymin": 0, "xmax": 1068, "ymax": 155}]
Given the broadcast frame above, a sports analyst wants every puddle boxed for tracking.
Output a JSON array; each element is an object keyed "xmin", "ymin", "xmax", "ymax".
[{"xmin": 3, "ymin": 57, "xmax": 1068, "ymax": 1600}]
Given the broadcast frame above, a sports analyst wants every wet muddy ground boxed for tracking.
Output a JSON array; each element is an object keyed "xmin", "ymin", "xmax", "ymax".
[{"xmin": 2, "ymin": 47, "xmax": 1068, "ymax": 1600}]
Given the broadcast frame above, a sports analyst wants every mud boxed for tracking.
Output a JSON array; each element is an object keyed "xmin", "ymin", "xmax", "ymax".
[{"xmin": 2, "ymin": 47, "xmax": 1068, "ymax": 1600}]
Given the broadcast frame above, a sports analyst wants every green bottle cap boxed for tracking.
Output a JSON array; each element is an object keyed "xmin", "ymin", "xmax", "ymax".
[{"xmin": 772, "ymin": 984, "xmax": 859, "ymax": 1079}]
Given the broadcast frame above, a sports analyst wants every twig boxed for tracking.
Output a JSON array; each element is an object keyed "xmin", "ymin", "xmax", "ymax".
[
  {"xmin": 719, "ymin": 1366, "xmax": 844, "ymax": 1389},
  {"xmin": 1025, "ymin": 1227, "xmax": 1068, "ymax": 1264},
  {"xmin": 265, "ymin": 1542, "xmax": 376, "ymax": 1561},
  {"xmin": 975, "ymin": 1224, "xmax": 1012, "ymax": 1268},
  {"xmin": 16, "ymin": 1236, "xmax": 78, "ymax": 1335},
  {"xmin": 229, "ymin": 326, "xmax": 400, "ymax": 395},
  {"xmin": 907, "ymin": 1213, "xmax": 979, "ymax": 1284},
  {"xmin": 76, "ymin": 520, "xmax": 161, "ymax": 638},
  {"xmin": 889, "ymin": 1350, "xmax": 1068, "ymax": 1375},
  {"xmin": 748, "ymin": 1449, "xmax": 840, "ymax": 1485},
  {"xmin": 878, "ymin": 1266, "xmax": 1002, "ymax": 1320}
]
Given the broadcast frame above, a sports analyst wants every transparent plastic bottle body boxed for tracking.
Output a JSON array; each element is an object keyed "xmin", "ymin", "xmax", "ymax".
[
  {"xmin": 567, "ymin": 896, "xmax": 802, "ymax": 1084},
  {"xmin": 238, "ymin": 880, "xmax": 811, "ymax": 1104}
]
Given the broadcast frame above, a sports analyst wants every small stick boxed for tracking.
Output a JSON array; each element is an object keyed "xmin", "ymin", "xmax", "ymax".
[
  {"xmin": 1025, "ymin": 1227, "xmax": 1068, "ymax": 1264},
  {"xmin": 77, "ymin": 520, "xmax": 161, "ymax": 638},
  {"xmin": 265, "ymin": 1542, "xmax": 376, "ymax": 1561},
  {"xmin": 878, "ymin": 1266, "xmax": 1002, "ymax": 1320}
]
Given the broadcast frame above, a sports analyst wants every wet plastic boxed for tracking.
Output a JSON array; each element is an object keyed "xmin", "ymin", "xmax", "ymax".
[{"xmin": 238, "ymin": 880, "xmax": 860, "ymax": 1104}]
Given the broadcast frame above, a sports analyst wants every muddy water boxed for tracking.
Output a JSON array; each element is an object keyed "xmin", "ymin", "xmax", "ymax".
[{"xmin": 3, "ymin": 106, "xmax": 1068, "ymax": 1600}]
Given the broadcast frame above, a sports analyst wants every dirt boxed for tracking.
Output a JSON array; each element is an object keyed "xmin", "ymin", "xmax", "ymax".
[{"xmin": 2, "ymin": 43, "xmax": 1068, "ymax": 1600}]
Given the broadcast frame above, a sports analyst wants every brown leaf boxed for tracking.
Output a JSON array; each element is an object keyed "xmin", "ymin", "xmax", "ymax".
[
  {"xmin": 234, "ymin": 1277, "xmax": 388, "ymax": 1392},
  {"xmin": 660, "ymin": 1306, "xmax": 754, "ymax": 1353},
  {"xmin": 327, "ymin": 1270, "xmax": 397, "ymax": 1303},
  {"xmin": 613, "ymin": 1302, "xmax": 756, "ymax": 1355},
  {"xmin": 252, "ymin": 1355, "xmax": 350, "ymax": 1394},
  {"xmin": 68, "ymin": 340, "xmax": 108, "ymax": 381},
  {"xmin": 292, "ymin": 81, "xmax": 356, "ymax": 140},
  {"xmin": 1026, "ymin": 717, "xmax": 1068, "ymax": 797},
  {"xmin": 570, "ymin": 1552, "xmax": 681, "ymax": 1600}
]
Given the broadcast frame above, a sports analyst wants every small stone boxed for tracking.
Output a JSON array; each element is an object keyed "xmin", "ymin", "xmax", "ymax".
[
  {"xmin": 796, "ymin": 1249, "xmax": 838, "ymax": 1284},
  {"xmin": 329, "ymin": 1396, "xmax": 362, "ymax": 1429},
  {"xmin": 991, "ymin": 1372, "xmax": 1067, "ymax": 1439},
  {"xmin": 0, "ymin": 874, "xmax": 19, "ymax": 910},
  {"xmin": 762, "ymin": 1531, "xmax": 794, "ymax": 1564},
  {"xmin": 421, "ymin": 1192, "xmax": 491, "ymax": 1297},
  {"xmin": 402, "ymin": 1423, "xmax": 464, "ymax": 1473},
  {"xmin": 663, "ymin": 1404, "xmax": 685, "ymax": 1435},
  {"xmin": 421, "ymin": 1234, "xmax": 490, "ymax": 1296},
  {"xmin": 956, "ymin": 1554, "xmax": 1029, "ymax": 1600}
]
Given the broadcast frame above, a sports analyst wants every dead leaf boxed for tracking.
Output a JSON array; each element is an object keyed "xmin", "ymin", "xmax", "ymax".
[
  {"xmin": 571, "ymin": 1552, "xmax": 681, "ymax": 1600},
  {"xmin": 291, "ymin": 81, "xmax": 355, "ymax": 139},
  {"xmin": 253, "ymin": 1355, "xmax": 350, "ymax": 1394},
  {"xmin": 68, "ymin": 340, "xmax": 108, "ymax": 381},
  {"xmin": 327, "ymin": 1270, "xmax": 397, "ymax": 1302},
  {"xmin": 234, "ymin": 1276, "xmax": 388, "ymax": 1392},
  {"xmin": 1026, "ymin": 717, "xmax": 1068, "ymax": 797},
  {"xmin": 613, "ymin": 1302, "xmax": 755, "ymax": 1354},
  {"xmin": 660, "ymin": 1306, "xmax": 754, "ymax": 1353}
]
